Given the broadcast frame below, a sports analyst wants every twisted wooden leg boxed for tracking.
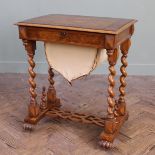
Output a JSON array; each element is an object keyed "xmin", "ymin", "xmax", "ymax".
[
  {"xmin": 47, "ymin": 67, "xmax": 61, "ymax": 109},
  {"xmin": 22, "ymin": 40, "xmax": 40, "ymax": 129},
  {"xmin": 115, "ymin": 39, "xmax": 131, "ymax": 116},
  {"xmin": 40, "ymin": 86, "xmax": 47, "ymax": 110},
  {"xmin": 106, "ymin": 50, "xmax": 118, "ymax": 119},
  {"xmin": 99, "ymin": 49, "xmax": 119, "ymax": 149}
]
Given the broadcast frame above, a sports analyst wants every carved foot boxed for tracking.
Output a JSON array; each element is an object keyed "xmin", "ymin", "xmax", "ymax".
[
  {"xmin": 23, "ymin": 123, "xmax": 35, "ymax": 131},
  {"xmin": 99, "ymin": 140, "xmax": 113, "ymax": 149},
  {"xmin": 99, "ymin": 112, "xmax": 128, "ymax": 149}
]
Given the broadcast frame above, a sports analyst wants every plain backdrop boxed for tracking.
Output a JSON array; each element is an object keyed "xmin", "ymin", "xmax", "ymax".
[{"xmin": 0, "ymin": 0, "xmax": 155, "ymax": 75}]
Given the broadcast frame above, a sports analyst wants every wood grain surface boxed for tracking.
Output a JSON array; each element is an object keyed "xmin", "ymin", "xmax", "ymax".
[
  {"xmin": 16, "ymin": 14, "xmax": 136, "ymax": 34},
  {"xmin": 0, "ymin": 73, "xmax": 154, "ymax": 155}
]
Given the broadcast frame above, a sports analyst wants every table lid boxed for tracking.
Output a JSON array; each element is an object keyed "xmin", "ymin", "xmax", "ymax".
[{"xmin": 16, "ymin": 14, "xmax": 137, "ymax": 34}]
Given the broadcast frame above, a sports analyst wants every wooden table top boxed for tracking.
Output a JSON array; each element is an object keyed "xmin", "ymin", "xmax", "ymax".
[{"xmin": 16, "ymin": 14, "xmax": 136, "ymax": 34}]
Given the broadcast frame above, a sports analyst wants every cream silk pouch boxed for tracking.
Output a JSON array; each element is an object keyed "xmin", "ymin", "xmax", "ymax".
[{"xmin": 45, "ymin": 42, "xmax": 107, "ymax": 82}]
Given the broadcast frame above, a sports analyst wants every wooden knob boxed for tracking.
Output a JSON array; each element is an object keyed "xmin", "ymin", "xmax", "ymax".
[{"xmin": 60, "ymin": 31, "xmax": 67, "ymax": 37}]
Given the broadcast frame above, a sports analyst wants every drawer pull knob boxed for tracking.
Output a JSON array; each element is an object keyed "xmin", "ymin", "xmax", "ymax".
[{"xmin": 60, "ymin": 32, "xmax": 67, "ymax": 37}]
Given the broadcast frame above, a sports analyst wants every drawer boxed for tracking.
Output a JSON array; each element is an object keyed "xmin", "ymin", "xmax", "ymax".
[{"xmin": 19, "ymin": 26, "xmax": 105, "ymax": 48}]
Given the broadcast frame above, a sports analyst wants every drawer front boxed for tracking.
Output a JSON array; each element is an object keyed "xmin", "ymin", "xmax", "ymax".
[{"xmin": 19, "ymin": 26, "xmax": 105, "ymax": 48}]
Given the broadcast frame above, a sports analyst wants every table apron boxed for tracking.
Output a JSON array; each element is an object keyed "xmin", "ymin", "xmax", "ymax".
[{"xmin": 18, "ymin": 25, "xmax": 133, "ymax": 49}]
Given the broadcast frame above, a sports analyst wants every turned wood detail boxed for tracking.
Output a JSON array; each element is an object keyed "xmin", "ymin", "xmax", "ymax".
[
  {"xmin": 40, "ymin": 86, "xmax": 47, "ymax": 110},
  {"xmin": 47, "ymin": 67, "xmax": 61, "ymax": 109},
  {"xmin": 106, "ymin": 49, "xmax": 118, "ymax": 119},
  {"xmin": 48, "ymin": 67, "xmax": 54, "ymax": 87},
  {"xmin": 22, "ymin": 40, "xmax": 40, "ymax": 118},
  {"xmin": 119, "ymin": 40, "xmax": 131, "ymax": 102},
  {"xmin": 115, "ymin": 39, "xmax": 131, "ymax": 116}
]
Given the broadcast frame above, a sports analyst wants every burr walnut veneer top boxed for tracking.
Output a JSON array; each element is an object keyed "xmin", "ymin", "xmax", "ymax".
[{"xmin": 16, "ymin": 14, "xmax": 136, "ymax": 34}]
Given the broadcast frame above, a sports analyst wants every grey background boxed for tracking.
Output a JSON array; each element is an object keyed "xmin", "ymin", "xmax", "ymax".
[{"xmin": 0, "ymin": 0, "xmax": 155, "ymax": 75}]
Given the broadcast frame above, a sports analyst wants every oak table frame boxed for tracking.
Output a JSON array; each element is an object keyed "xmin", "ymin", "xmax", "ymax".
[{"xmin": 16, "ymin": 14, "xmax": 137, "ymax": 149}]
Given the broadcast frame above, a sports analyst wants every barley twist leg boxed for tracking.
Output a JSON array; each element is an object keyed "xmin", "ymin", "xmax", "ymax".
[
  {"xmin": 22, "ymin": 40, "xmax": 40, "ymax": 126},
  {"xmin": 40, "ymin": 86, "xmax": 47, "ymax": 110},
  {"xmin": 115, "ymin": 39, "xmax": 131, "ymax": 116},
  {"xmin": 107, "ymin": 61, "xmax": 116, "ymax": 119},
  {"xmin": 47, "ymin": 67, "xmax": 61, "ymax": 109},
  {"xmin": 99, "ymin": 49, "xmax": 119, "ymax": 149}
]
